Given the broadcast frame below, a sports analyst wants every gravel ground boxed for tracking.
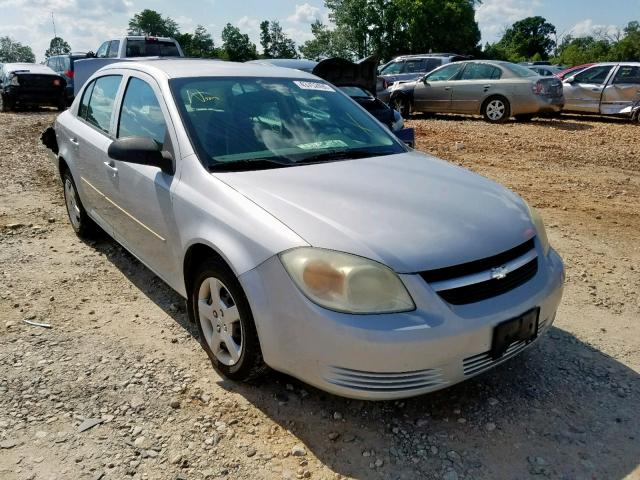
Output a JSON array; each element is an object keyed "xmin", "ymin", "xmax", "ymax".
[{"xmin": 0, "ymin": 111, "xmax": 639, "ymax": 480}]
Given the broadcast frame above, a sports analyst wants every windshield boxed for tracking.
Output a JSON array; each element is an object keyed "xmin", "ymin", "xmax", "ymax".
[
  {"xmin": 502, "ymin": 63, "xmax": 538, "ymax": 77},
  {"xmin": 170, "ymin": 77, "xmax": 405, "ymax": 171}
]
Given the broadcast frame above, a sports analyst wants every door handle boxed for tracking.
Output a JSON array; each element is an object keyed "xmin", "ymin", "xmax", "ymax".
[
  {"xmin": 483, "ymin": 85, "xmax": 491, "ymax": 88},
  {"xmin": 69, "ymin": 137, "xmax": 79, "ymax": 146},
  {"xmin": 444, "ymin": 87, "xmax": 451, "ymax": 91},
  {"xmin": 591, "ymin": 88, "xmax": 602, "ymax": 92},
  {"xmin": 103, "ymin": 161, "xmax": 118, "ymax": 175}
]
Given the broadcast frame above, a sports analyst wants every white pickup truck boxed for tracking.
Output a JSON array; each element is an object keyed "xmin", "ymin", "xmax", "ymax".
[{"xmin": 73, "ymin": 36, "xmax": 183, "ymax": 96}]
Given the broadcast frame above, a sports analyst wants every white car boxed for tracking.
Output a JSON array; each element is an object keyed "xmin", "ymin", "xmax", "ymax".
[{"xmin": 45, "ymin": 59, "xmax": 565, "ymax": 400}]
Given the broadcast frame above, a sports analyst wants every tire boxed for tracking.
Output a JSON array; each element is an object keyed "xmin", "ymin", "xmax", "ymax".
[
  {"xmin": 0, "ymin": 93, "xmax": 12, "ymax": 112},
  {"xmin": 57, "ymin": 99, "xmax": 67, "ymax": 111},
  {"xmin": 190, "ymin": 258, "xmax": 267, "ymax": 382},
  {"xmin": 392, "ymin": 95, "xmax": 412, "ymax": 118},
  {"xmin": 61, "ymin": 169, "xmax": 98, "ymax": 238},
  {"xmin": 514, "ymin": 114, "xmax": 534, "ymax": 122},
  {"xmin": 482, "ymin": 96, "xmax": 510, "ymax": 123}
]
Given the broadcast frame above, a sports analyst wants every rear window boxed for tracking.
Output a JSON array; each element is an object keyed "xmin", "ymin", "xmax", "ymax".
[
  {"xmin": 126, "ymin": 39, "xmax": 180, "ymax": 57},
  {"xmin": 502, "ymin": 63, "xmax": 538, "ymax": 77}
]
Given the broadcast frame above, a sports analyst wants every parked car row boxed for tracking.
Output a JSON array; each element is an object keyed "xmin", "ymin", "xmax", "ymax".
[{"xmin": 387, "ymin": 60, "xmax": 640, "ymax": 123}]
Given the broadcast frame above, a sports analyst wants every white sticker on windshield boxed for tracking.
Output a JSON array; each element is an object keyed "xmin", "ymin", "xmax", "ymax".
[
  {"xmin": 297, "ymin": 139, "xmax": 348, "ymax": 150},
  {"xmin": 293, "ymin": 80, "xmax": 335, "ymax": 92}
]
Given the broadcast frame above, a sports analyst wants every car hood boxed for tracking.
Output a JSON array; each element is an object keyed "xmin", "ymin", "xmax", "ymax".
[
  {"xmin": 313, "ymin": 56, "xmax": 378, "ymax": 98},
  {"xmin": 216, "ymin": 152, "xmax": 536, "ymax": 273}
]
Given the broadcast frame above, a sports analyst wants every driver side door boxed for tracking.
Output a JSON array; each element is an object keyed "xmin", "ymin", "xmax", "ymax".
[{"xmin": 413, "ymin": 63, "xmax": 464, "ymax": 113}]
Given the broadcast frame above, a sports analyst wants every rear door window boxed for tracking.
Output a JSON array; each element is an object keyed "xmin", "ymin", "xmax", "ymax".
[
  {"xmin": 84, "ymin": 75, "xmax": 122, "ymax": 134},
  {"xmin": 380, "ymin": 61, "xmax": 404, "ymax": 75},
  {"xmin": 117, "ymin": 77, "xmax": 167, "ymax": 147},
  {"xmin": 460, "ymin": 63, "xmax": 502, "ymax": 80},
  {"xmin": 613, "ymin": 66, "xmax": 640, "ymax": 84},
  {"xmin": 574, "ymin": 66, "xmax": 613, "ymax": 85},
  {"xmin": 403, "ymin": 59, "xmax": 425, "ymax": 74}
]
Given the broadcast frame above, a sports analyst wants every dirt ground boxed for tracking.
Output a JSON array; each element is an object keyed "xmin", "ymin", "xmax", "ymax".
[{"xmin": 0, "ymin": 111, "xmax": 639, "ymax": 480}]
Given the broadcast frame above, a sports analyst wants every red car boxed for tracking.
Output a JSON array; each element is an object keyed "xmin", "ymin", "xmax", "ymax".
[{"xmin": 555, "ymin": 63, "xmax": 594, "ymax": 81}]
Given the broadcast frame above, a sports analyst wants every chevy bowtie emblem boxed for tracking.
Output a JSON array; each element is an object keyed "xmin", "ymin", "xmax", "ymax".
[{"xmin": 491, "ymin": 265, "xmax": 509, "ymax": 280}]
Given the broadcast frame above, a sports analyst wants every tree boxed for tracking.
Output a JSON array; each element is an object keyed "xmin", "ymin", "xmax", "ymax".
[
  {"xmin": 612, "ymin": 21, "xmax": 640, "ymax": 61},
  {"xmin": 0, "ymin": 36, "xmax": 35, "ymax": 63},
  {"xmin": 555, "ymin": 35, "xmax": 612, "ymax": 65},
  {"xmin": 128, "ymin": 9, "xmax": 179, "ymax": 37},
  {"xmin": 486, "ymin": 16, "xmax": 556, "ymax": 61},
  {"xmin": 221, "ymin": 24, "xmax": 258, "ymax": 62},
  {"xmin": 259, "ymin": 20, "xmax": 297, "ymax": 59},
  {"xmin": 45, "ymin": 37, "xmax": 71, "ymax": 58},
  {"xmin": 178, "ymin": 25, "xmax": 217, "ymax": 58},
  {"xmin": 300, "ymin": 20, "xmax": 352, "ymax": 60}
]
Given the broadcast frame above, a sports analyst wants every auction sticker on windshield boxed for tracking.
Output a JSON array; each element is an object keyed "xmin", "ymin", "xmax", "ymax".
[{"xmin": 293, "ymin": 80, "xmax": 335, "ymax": 92}]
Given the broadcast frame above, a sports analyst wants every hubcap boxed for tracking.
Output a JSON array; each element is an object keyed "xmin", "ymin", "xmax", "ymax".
[
  {"xmin": 64, "ymin": 178, "xmax": 81, "ymax": 230},
  {"xmin": 486, "ymin": 100, "xmax": 506, "ymax": 121},
  {"xmin": 197, "ymin": 277, "xmax": 243, "ymax": 366}
]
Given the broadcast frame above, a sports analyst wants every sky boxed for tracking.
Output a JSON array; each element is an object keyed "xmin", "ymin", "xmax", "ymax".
[{"xmin": 0, "ymin": 0, "xmax": 638, "ymax": 61}]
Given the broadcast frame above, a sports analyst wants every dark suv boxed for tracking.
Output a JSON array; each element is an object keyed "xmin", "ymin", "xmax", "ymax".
[
  {"xmin": 45, "ymin": 53, "xmax": 89, "ymax": 104},
  {"xmin": 378, "ymin": 54, "xmax": 469, "ymax": 102}
]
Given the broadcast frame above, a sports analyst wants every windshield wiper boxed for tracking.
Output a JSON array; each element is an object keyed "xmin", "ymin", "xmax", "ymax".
[
  {"xmin": 294, "ymin": 149, "xmax": 391, "ymax": 165},
  {"xmin": 209, "ymin": 157, "xmax": 293, "ymax": 172}
]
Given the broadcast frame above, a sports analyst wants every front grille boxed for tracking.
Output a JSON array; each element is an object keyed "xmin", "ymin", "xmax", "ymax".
[
  {"xmin": 420, "ymin": 238, "xmax": 538, "ymax": 305},
  {"xmin": 438, "ymin": 258, "xmax": 538, "ymax": 305},
  {"xmin": 325, "ymin": 366, "xmax": 447, "ymax": 393}
]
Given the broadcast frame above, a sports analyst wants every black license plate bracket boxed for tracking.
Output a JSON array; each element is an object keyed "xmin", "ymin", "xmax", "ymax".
[{"xmin": 490, "ymin": 308, "xmax": 539, "ymax": 360}]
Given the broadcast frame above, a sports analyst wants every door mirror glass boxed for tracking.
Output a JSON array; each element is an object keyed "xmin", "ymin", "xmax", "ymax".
[{"xmin": 108, "ymin": 137, "xmax": 173, "ymax": 174}]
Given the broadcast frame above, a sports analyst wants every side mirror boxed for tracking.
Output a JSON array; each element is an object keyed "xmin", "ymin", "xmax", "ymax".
[
  {"xmin": 422, "ymin": 76, "xmax": 430, "ymax": 85},
  {"xmin": 108, "ymin": 137, "xmax": 174, "ymax": 175},
  {"xmin": 564, "ymin": 75, "xmax": 576, "ymax": 84}
]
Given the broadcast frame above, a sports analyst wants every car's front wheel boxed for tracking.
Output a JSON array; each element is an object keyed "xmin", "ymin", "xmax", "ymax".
[
  {"xmin": 190, "ymin": 258, "xmax": 267, "ymax": 382},
  {"xmin": 392, "ymin": 95, "xmax": 412, "ymax": 118},
  {"xmin": 61, "ymin": 169, "xmax": 98, "ymax": 238},
  {"xmin": 482, "ymin": 96, "xmax": 510, "ymax": 123}
]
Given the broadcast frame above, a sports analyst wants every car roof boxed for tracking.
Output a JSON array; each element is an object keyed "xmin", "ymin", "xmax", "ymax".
[
  {"xmin": 246, "ymin": 58, "xmax": 318, "ymax": 73},
  {"xmin": 99, "ymin": 58, "xmax": 320, "ymax": 80}
]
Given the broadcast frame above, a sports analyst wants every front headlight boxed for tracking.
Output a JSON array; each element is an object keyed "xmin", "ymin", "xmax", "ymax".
[
  {"xmin": 525, "ymin": 202, "xmax": 550, "ymax": 255},
  {"xmin": 280, "ymin": 248, "xmax": 415, "ymax": 314}
]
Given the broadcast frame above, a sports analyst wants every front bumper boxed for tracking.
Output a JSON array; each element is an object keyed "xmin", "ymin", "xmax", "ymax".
[{"xmin": 240, "ymin": 245, "xmax": 564, "ymax": 400}]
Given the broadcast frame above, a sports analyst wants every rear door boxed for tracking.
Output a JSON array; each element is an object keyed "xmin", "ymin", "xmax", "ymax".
[
  {"xmin": 600, "ymin": 65, "xmax": 640, "ymax": 114},
  {"xmin": 413, "ymin": 63, "xmax": 464, "ymax": 113},
  {"xmin": 106, "ymin": 72, "xmax": 181, "ymax": 282},
  {"xmin": 450, "ymin": 62, "xmax": 502, "ymax": 113},
  {"xmin": 73, "ymin": 74, "xmax": 123, "ymax": 232},
  {"xmin": 563, "ymin": 65, "xmax": 614, "ymax": 112}
]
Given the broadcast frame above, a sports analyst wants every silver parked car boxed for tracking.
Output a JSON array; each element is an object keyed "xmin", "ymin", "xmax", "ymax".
[
  {"xmin": 562, "ymin": 62, "xmax": 640, "ymax": 116},
  {"xmin": 45, "ymin": 59, "xmax": 564, "ymax": 400},
  {"xmin": 390, "ymin": 60, "xmax": 564, "ymax": 122}
]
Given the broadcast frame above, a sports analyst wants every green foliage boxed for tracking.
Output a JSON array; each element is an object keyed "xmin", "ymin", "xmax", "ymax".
[
  {"xmin": 303, "ymin": 0, "xmax": 481, "ymax": 61},
  {"xmin": 611, "ymin": 21, "xmax": 640, "ymax": 61},
  {"xmin": 299, "ymin": 20, "xmax": 352, "ymax": 60},
  {"xmin": 45, "ymin": 37, "xmax": 71, "ymax": 59},
  {"xmin": 178, "ymin": 26, "xmax": 217, "ymax": 58},
  {"xmin": 485, "ymin": 16, "xmax": 556, "ymax": 62},
  {"xmin": 221, "ymin": 24, "xmax": 258, "ymax": 62},
  {"xmin": 0, "ymin": 36, "xmax": 35, "ymax": 63},
  {"xmin": 128, "ymin": 9, "xmax": 180, "ymax": 37},
  {"xmin": 259, "ymin": 21, "xmax": 298, "ymax": 59}
]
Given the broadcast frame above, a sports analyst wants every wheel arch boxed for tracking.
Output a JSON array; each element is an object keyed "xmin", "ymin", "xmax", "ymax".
[{"xmin": 183, "ymin": 241, "xmax": 237, "ymax": 300}]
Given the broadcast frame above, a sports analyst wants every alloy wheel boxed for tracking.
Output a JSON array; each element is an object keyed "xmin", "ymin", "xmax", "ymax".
[
  {"xmin": 486, "ymin": 99, "xmax": 506, "ymax": 121},
  {"xmin": 64, "ymin": 178, "xmax": 81, "ymax": 230}
]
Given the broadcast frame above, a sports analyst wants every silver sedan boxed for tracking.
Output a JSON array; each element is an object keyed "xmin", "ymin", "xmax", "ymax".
[
  {"xmin": 390, "ymin": 60, "xmax": 564, "ymax": 122},
  {"xmin": 47, "ymin": 59, "xmax": 564, "ymax": 400}
]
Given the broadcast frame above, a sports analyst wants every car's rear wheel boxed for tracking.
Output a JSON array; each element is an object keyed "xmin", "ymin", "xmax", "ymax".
[
  {"xmin": 190, "ymin": 258, "xmax": 267, "ymax": 382},
  {"xmin": 0, "ymin": 94, "xmax": 12, "ymax": 112},
  {"xmin": 482, "ymin": 96, "xmax": 510, "ymax": 123},
  {"xmin": 61, "ymin": 169, "xmax": 98, "ymax": 238}
]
